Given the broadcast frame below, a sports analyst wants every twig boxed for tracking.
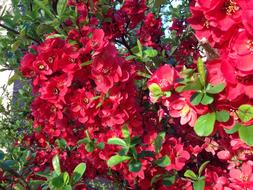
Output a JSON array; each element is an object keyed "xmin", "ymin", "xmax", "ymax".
[{"xmin": 0, "ymin": 23, "xmax": 41, "ymax": 44}]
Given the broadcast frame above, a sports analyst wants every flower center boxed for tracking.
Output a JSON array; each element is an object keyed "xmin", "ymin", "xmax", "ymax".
[
  {"xmin": 69, "ymin": 58, "xmax": 75, "ymax": 63},
  {"xmin": 204, "ymin": 20, "xmax": 209, "ymax": 29},
  {"xmin": 103, "ymin": 68, "xmax": 110, "ymax": 75},
  {"xmin": 225, "ymin": 0, "xmax": 239, "ymax": 15},
  {"xmin": 50, "ymin": 106, "xmax": 57, "ymax": 112},
  {"xmin": 53, "ymin": 88, "xmax": 59, "ymax": 95},
  {"xmin": 246, "ymin": 40, "xmax": 253, "ymax": 54},
  {"xmin": 38, "ymin": 64, "xmax": 45, "ymax": 70},
  {"xmin": 83, "ymin": 97, "xmax": 89, "ymax": 104},
  {"xmin": 48, "ymin": 56, "xmax": 54, "ymax": 64}
]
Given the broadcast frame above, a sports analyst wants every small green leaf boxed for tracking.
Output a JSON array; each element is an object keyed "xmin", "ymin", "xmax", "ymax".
[
  {"xmin": 149, "ymin": 83, "xmax": 162, "ymax": 96},
  {"xmin": 57, "ymin": 0, "xmax": 67, "ymax": 17},
  {"xmin": 206, "ymin": 83, "xmax": 225, "ymax": 94},
  {"xmin": 0, "ymin": 150, "xmax": 4, "ymax": 160},
  {"xmin": 46, "ymin": 34, "xmax": 66, "ymax": 39},
  {"xmin": 193, "ymin": 179, "xmax": 205, "ymax": 190},
  {"xmin": 190, "ymin": 92, "xmax": 204, "ymax": 106},
  {"xmin": 184, "ymin": 170, "xmax": 198, "ymax": 180},
  {"xmin": 216, "ymin": 110, "xmax": 230, "ymax": 122},
  {"xmin": 144, "ymin": 48, "xmax": 158, "ymax": 57},
  {"xmin": 107, "ymin": 138, "xmax": 127, "ymax": 147},
  {"xmin": 194, "ymin": 112, "xmax": 216, "ymax": 136},
  {"xmin": 137, "ymin": 40, "xmax": 143, "ymax": 57},
  {"xmin": 197, "ymin": 58, "xmax": 206, "ymax": 86},
  {"xmin": 162, "ymin": 175, "xmax": 176, "ymax": 186},
  {"xmin": 85, "ymin": 143, "xmax": 94, "ymax": 152},
  {"xmin": 62, "ymin": 185, "xmax": 72, "ymax": 190},
  {"xmin": 154, "ymin": 132, "xmax": 166, "ymax": 153},
  {"xmin": 52, "ymin": 175, "xmax": 64, "ymax": 188},
  {"xmin": 56, "ymin": 138, "xmax": 67, "ymax": 149},
  {"xmin": 138, "ymin": 151, "xmax": 155, "ymax": 158},
  {"xmin": 34, "ymin": 0, "xmax": 55, "ymax": 19},
  {"xmin": 224, "ymin": 123, "xmax": 241, "ymax": 134},
  {"xmin": 122, "ymin": 124, "xmax": 130, "ymax": 143},
  {"xmin": 72, "ymin": 163, "xmax": 86, "ymax": 184},
  {"xmin": 63, "ymin": 172, "xmax": 70, "ymax": 184},
  {"xmin": 128, "ymin": 160, "xmax": 142, "ymax": 172},
  {"xmin": 11, "ymin": 40, "xmax": 21, "ymax": 51},
  {"xmin": 13, "ymin": 183, "xmax": 24, "ymax": 190},
  {"xmin": 201, "ymin": 93, "xmax": 214, "ymax": 105},
  {"xmin": 52, "ymin": 154, "xmax": 61, "ymax": 175},
  {"xmin": 155, "ymin": 155, "xmax": 171, "ymax": 167},
  {"xmin": 96, "ymin": 142, "xmax": 105, "ymax": 150},
  {"xmin": 237, "ymin": 104, "xmax": 253, "ymax": 122},
  {"xmin": 80, "ymin": 60, "xmax": 92, "ymax": 67},
  {"xmin": 238, "ymin": 125, "xmax": 253, "ymax": 146},
  {"xmin": 107, "ymin": 155, "xmax": 131, "ymax": 167},
  {"xmin": 125, "ymin": 55, "xmax": 136, "ymax": 60},
  {"xmin": 198, "ymin": 161, "xmax": 210, "ymax": 176}
]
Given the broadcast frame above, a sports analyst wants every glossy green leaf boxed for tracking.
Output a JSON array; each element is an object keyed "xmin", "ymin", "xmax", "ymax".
[
  {"xmin": 238, "ymin": 125, "xmax": 253, "ymax": 146},
  {"xmin": 107, "ymin": 138, "xmax": 127, "ymax": 147},
  {"xmin": 72, "ymin": 163, "xmax": 86, "ymax": 184},
  {"xmin": 224, "ymin": 123, "xmax": 241, "ymax": 134},
  {"xmin": 63, "ymin": 172, "xmax": 70, "ymax": 184},
  {"xmin": 154, "ymin": 132, "xmax": 166, "ymax": 153},
  {"xmin": 52, "ymin": 175, "xmax": 64, "ymax": 188},
  {"xmin": 128, "ymin": 159, "xmax": 142, "ymax": 172},
  {"xmin": 201, "ymin": 93, "xmax": 214, "ymax": 105},
  {"xmin": 216, "ymin": 110, "xmax": 230, "ymax": 122},
  {"xmin": 107, "ymin": 155, "xmax": 131, "ymax": 167},
  {"xmin": 57, "ymin": 0, "xmax": 67, "ymax": 17},
  {"xmin": 184, "ymin": 170, "xmax": 198, "ymax": 180},
  {"xmin": 144, "ymin": 48, "xmax": 158, "ymax": 57},
  {"xmin": 162, "ymin": 175, "xmax": 176, "ymax": 186},
  {"xmin": 194, "ymin": 112, "xmax": 216, "ymax": 136},
  {"xmin": 190, "ymin": 92, "xmax": 204, "ymax": 106},
  {"xmin": 197, "ymin": 58, "xmax": 206, "ymax": 86},
  {"xmin": 193, "ymin": 179, "xmax": 205, "ymax": 190},
  {"xmin": 85, "ymin": 143, "xmax": 94, "ymax": 152},
  {"xmin": 52, "ymin": 154, "xmax": 61, "ymax": 175},
  {"xmin": 206, "ymin": 83, "xmax": 225, "ymax": 94},
  {"xmin": 198, "ymin": 161, "xmax": 210, "ymax": 176},
  {"xmin": 155, "ymin": 155, "xmax": 171, "ymax": 167},
  {"xmin": 237, "ymin": 104, "xmax": 253, "ymax": 122}
]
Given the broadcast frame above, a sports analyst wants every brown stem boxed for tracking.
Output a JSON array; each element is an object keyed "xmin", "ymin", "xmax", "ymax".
[{"xmin": 0, "ymin": 23, "xmax": 41, "ymax": 44}]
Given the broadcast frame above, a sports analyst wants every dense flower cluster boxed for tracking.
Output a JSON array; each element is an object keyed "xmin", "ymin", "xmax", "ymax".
[{"xmin": 15, "ymin": 0, "xmax": 253, "ymax": 189}]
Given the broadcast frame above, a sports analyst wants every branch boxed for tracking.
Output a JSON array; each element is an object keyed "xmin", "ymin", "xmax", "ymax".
[{"xmin": 0, "ymin": 23, "xmax": 41, "ymax": 44}]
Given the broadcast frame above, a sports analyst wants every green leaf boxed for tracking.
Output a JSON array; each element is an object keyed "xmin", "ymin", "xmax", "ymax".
[
  {"xmin": 194, "ymin": 112, "xmax": 216, "ymax": 136},
  {"xmin": 85, "ymin": 143, "xmax": 94, "ymax": 152},
  {"xmin": 225, "ymin": 123, "xmax": 241, "ymax": 134},
  {"xmin": 201, "ymin": 93, "xmax": 214, "ymax": 105},
  {"xmin": 155, "ymin": 155, "xmax": 171, "ymax": 167},
  {"xmin": 193, "ymin": 179, "xmax": 205, "ymax": 190},
  {"xmin": 184, "ymin": 170, "xmax": 198, "ymax": 180},
  {"xmin": 63, "ymin": 172, "xmax": 70, "ymax": 184},
  {"xmin": 197, "ymin": 58, "xmax": 206, "ymax": 86},
  {"xmin": 62, "ymin": 185, "xmax": 72, "ymax": 190},
  {"xmin": 107, "ymin": 155, "xmax": 131, "ymax": 167},
  {"xmin": 8, "ymin": 73, "xmax": 20, "ymax": 85},
  {"xmin": 162, "ymin": 175, "xmax": 176, "ymax": 186},
  {"xmin": 206, "ymin": 83, "xmax": 225, "ymax": 94},
  {"xmin": 148, "ymin": 83, "xmax": 162, "ymax": 96},
  {"xmin": 198, "ymin": 161, "xmax": 210, "ymax": 176},
  {"xmin": 46, "ymin": 34, "xmax": 66, "ymax": 39},
  {"xmin": 72, "ymin": 163, "xmax": 86, "ymax": 184},
  {"xmin": 144, "ymin": 48, "xmax": 158, "ymax": 58},
  {"xmin": 122, "ymin": 124, "xmax": 130, "ymax": 144},
  {"xmin": 238, "ymin": 125, "xmax": 253, "ymax": 146},
  {"xmin": 125, "ymin": 55, "xmax": 136, "ymax": 60},
  {"xmin": 80, "ymin": 60, "xmax": 92, "ymax": 67},
  {"xmin": 11, "ymin": 40, "xmax": 21, "ymax": 51},
  {"xmin": 56, "ymin": 138, "xmax": 67, "ymax": 149},
  {"xmin": 0, "ymin": 150, "xmax": 4, "ymax": 160},
  {"xmin": 138, "ymin": 151, "xmax": 155, "ymax": 159},
  {"xmin": 52, "ymin": 154, "xmax": 61, "ymax": 175},
  {"xmin": 237, "ymin": 104, "xmax": 253, "ymax": 122},
  {"xmin": 154, "ymin": 132, "xmax": 166, "ymax": 153},
  {"xmin": 216, "ymin": 110, "xmax": 230, "ymax": 122},
  {"xmin": 137, "ymin": 40, "xmax": 143, "ymax": 57},
  {"xmin": 57, "ymin": 0, "xmax": 67, "ymax": 17},
  {"xmin": 107, "ymin": 138, "xmax": 127, "ymax": 147},
  {"xmin": 96, "ymin": 142, "xmax": 105, "ymax": 150},
  {"xmin": 128, "ymin": 160, "xmax": 142, "ymax": 172},
  {"xmin": 190, "ymin": 92, "xmax": 204, "ymax": 106},
  {"xmin": 52, "ymin": 175, "xmax": 64, "ymax": 188},
  {"xmin": 34, "ymin": 0, "xmax": 55, "ymax": 19},
  {"xmin": 13, "ymin": 183, "xmax": 24, "ymax": 190}
]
